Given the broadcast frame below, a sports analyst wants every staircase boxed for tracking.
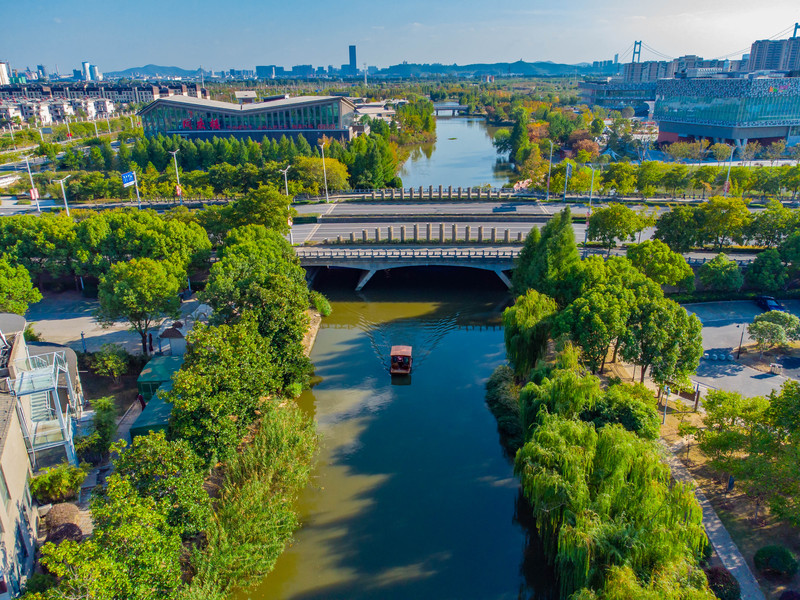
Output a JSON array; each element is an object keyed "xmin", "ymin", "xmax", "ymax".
[{"xmin": 28, "ymin": 391, "xmax": 54, "ymax": 422}]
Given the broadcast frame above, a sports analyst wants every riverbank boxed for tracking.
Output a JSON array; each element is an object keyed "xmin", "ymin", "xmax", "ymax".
[{"xmin": 303, "ymin": 309, "xmax": 322, "ymax": 357}]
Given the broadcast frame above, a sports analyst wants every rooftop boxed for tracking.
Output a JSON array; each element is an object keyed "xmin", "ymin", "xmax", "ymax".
[{"xmin": 139, "ymin": 94, "xmax": 355, "ymax": 115}]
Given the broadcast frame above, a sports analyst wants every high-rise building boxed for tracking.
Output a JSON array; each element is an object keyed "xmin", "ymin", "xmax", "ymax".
[
  {"xmin": 89, "ymin": 65, "xmax": 102, "ymax": 82},
  {"xmin": 0, "ymin": 62, "xmax": 10, "ymax": 85},
  {"xmin": 37, "ymin": 64, "xmax": 47, "ymax": 80},
  {"xmin": 748, "ymin": 37, "xmax": 800, "ymax": 71},
  {"xmin": 81, "ymin": 61, "xmax": 91, "ymax": 81},
  {"xmin": 256, "ymin": 65, "xmax": 276, "ymax": 79},
  {"xmin": 349, "ymin": 45, "xmax": 357, "ymax": 72}
]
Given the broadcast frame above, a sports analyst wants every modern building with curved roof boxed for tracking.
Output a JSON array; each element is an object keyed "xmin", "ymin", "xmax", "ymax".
[{"xmin": 138, "ymin": 94, "xmax": 358, "ymax": 141}]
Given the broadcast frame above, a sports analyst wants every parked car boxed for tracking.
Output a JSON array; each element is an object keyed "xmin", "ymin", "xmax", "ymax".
[{"xmin": 755, "ymin": 295, "xmax": 786, "ymax": 312}]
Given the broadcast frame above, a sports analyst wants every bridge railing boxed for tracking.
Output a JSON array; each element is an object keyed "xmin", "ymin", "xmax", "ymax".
[{"xmin": 295, "ymin": 247, "xmax": 519, "ymax": 261}]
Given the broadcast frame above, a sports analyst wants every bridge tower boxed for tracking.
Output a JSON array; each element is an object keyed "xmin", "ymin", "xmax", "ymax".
[
  {"xmin": 794, "ymin": 23, "xmax": 799, "ymax": 38},
  {"xmin": 632, "ymin": 41, "xmax": 642, "ymax": 63}
]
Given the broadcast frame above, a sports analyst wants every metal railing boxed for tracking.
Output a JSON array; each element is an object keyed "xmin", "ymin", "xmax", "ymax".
[{"xmin": 295, "ymin": 247, "xmax": 519, "ymax": 261}]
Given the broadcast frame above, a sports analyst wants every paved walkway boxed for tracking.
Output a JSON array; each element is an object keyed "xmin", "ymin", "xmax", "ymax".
[{"xmin": 661, "ymin": 440, "xmax": 765, "ymax": 600}]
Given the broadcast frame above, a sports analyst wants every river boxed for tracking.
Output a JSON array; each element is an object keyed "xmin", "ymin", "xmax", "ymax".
[
  {"xmin": 399, "ymin": 117, "xmax": 513, "ymax": 189},
  {"xmin": 238, "ymin": 268, "xmax": 554, "ymax": 599}
]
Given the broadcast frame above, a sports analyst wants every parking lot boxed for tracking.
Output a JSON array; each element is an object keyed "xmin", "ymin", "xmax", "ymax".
[{"xmin": 684, "ymin": 299, "xmax": 800, "ymax": 398}]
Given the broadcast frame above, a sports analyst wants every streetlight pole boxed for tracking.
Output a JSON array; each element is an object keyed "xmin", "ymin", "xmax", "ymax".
[
  {"xmin": 93, "ymin": 120, "xmax": 99, "ymax": 137},
  {"xmin": 724, "ymin": 145, "xmax": 736, "ymax": 197},
  {"xmin": 563, "ymin": 162, "xmax": 572, "ymax": 201},
  {"xmin": 169, "ymin": 149, "xmax": 181, "ymax": 205},
  {"xmin": 23, "ymin": 155, "xmax": 41, "ymax": 213},
  {"xmin": 279, "ymin": 164, "xmax": 291, "ymax": 196},
  {"xmin": 65, "ymin": 116, "xmax": 72, "ymax": 140},
  {"xmin": 546, "ymin": 139, "xmax": 554, "ymax": 202},
  {"xmin": 583, "ymin": 165, "xmax": 595, "ymax": 258},
  {"xmin": 55, "ymin": 174, "xmax": 72, "ymax": 216},
  {"xmin": 736, "ymin": 324, "xmax": 746, "ymax": 359},
  {"xmin": 105, "ymin": 116, "xmax": 111, "ymax": 134},
  {"xmin": 319, "ymin": 143, "xmax": 329, "ymax": 203}
]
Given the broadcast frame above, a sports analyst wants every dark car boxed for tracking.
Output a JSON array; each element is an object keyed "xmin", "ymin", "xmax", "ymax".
[{"xmin": 755, "ymin": 295, "xmax": 786, "ymax": 312}]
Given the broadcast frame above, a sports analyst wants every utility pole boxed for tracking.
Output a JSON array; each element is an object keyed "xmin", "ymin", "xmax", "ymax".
[{"xmin": 583, "ymin": 165, "xmax": 595, "ymax": 257}]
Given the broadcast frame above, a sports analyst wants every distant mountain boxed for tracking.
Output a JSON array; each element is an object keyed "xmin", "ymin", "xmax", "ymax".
[
  {"xmin": 105, "ymin": 64, "xmax": 201, "ymax": 78},
  {"xmin": 379, "ymin": 60, "xmax": 612, "ymax": 78}
]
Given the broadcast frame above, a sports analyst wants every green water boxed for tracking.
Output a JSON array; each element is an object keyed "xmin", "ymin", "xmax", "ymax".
[
  {"xmin": 399, "ymin": 117, "xmax": 514, "ymax": 189},
  {"xmin": 238, "ymin": 268, "xmax": 553, "ymax": 599}
]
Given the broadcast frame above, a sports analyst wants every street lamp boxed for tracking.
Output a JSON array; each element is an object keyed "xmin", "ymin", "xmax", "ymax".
[
  {"xmin": 582, "ymin": 165, "xmax": 596, "ymax": 258},
  {"xmin": 723, "ymin": 145, "xmax": 736, "ymax": 197},
  {"xmin": 736, "ymin": 324, "xmax": 746, "ymax": 359},
  {"xmin": 279, "ymin": 164, "xmax": 291, "ymax": 196},
  {"xmin": 319, "ymin": 143, "xmax": 330, "ymax": 203},
  {"xmin": 546, "ymin": 139, "xmax": 554, "ymax": 202},
  {"xmin": 22, "ymin": 155, "xmax": 41, "ymax": 213},
  {"xmin": 55, "ymin": 174, "xmax": 72, "ymax": 216},
  {"xmin": 168, "ymin": 149, "xmax": 182, "ymax": 205}
]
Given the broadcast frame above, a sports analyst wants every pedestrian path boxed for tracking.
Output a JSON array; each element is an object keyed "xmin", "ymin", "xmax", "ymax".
[{"xmin": 661, "ymin": 440, "xmax": 765, "ymax": 600}]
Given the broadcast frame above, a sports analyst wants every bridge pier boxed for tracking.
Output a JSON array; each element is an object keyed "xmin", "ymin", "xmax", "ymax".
[
  {"xmin": 428, "ymin": 185, "xmax": 433, "ymax": 199},
  {"xmin": 381, "ymin": 189, "xmax": 386, "ymax": 200},
  {"xmin": 448, "ymin": 185, "xmax": 452, "ymax": 199},
  {"xmin": 362, "ymin": 229, "xmax": 368, "ymax": 242},
  {"xmin": 419, "ymin": 186, "xmax": 423, "ymax": 198},
  {"xmin": 494, "ymin": 269, "xmax": 512, "ymax": 289},
  {"xmin": 426, "ymin": 223, "xmax": 431, "ymax": 241},
  {"xmin": 356, "ymin": 269, "xmax": 377, "ymax": 292},
  {"xmin": 465, "ymin": 225, "xmax": 472, "ymax": 241},
  {"xmin": 400, "ymin": 188, "xmax": 404, "ymax": 200},
  {"xmin": 439, "ymin": 185, "xmax": 443, "ymax": 199},
  {"xmin": 452, "ymin": 224, "xmax": 457, "ymax": 241},
  {"xmin": 458, "ymin": 187, "xmax": 462, "ymax": 199},
  {"xmin": 439, "ymin": 223, "xmax": 445, "ymax": 241},
  {"xmin": 504, "ymin": 229, "xmax": 510, "ymax": 243},
  {"xmin": 413, "ymin": 224, "xmax": 419, "ymax": 241},
  {"xmin": 491, "ymin": 228, "xmax": 497, "ymax": 243},
  {"xmin": 375, "ymin": 227, "xmax": 380, "ymax": 242},
  {"xmin": 478, "ymin": 226, "xmax": 484, "ymax": 242},
  {"xmin": 409, "ymin": 187, "xmax": 414, "ymax": 199},
  {"xmin": 388, "ymin": 226, "xmax": 394, "ymax": 241},
  {"xmin": 401, "ymin": 226, "xmax": 407, "ymax": 242}
]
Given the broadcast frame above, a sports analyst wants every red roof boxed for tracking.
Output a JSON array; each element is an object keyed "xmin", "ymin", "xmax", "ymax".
[{"xmin": 390, "ymin": 345, "xmax": 412, "ymax": 357}]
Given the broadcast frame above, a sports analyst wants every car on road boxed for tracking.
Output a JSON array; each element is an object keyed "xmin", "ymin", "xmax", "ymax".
[{"xmin": 755, "ymin": 295, "xmax": 786, "ymax": 312}]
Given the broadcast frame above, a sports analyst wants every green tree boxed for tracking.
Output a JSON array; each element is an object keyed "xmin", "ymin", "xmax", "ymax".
[
  {"xmin": 698, "ymin": 253, "xmax": 743, "ymax": 292},
  {"xmin": 626, "ymin": 240, "xmax": 693, "ymax": 287},
  {"xmin": 710, "ymin": 142, "xmax": 733, "ymax": 164},
  {"xmin": 292, "ymin": 156, "xmax": 349, "ymax": 195},
  {"xmin": 654, "ymin": 205, "xmax": 699, "ymax": 253},
  {"xmin": 746, "ymin": 248, "xmax": 787, "ymax": 292},
  {"xmin": 90, "ymin": 343, "xmax": 128, "ymax": 382},
  {"xmin": 748, "ymin": 320, "xmax": 788, "ymax": 352},
  {"xmin": 587, "ymin": 203, "xmax": 646, "ymax": 256},
  {"xmin": 754, "ymin": 310, "xmax": 800, "ymax": 341},
  {"xmin": 112, "ymin": 432, "xmax": 211, "ymax": 539},
  {"xmin": 96, "ymin": 258, "xmax": 183, "ymax": 355},
  {"xmin": 0, "ymin": 256, "xmax": 42, "ymax": 314},
  {"xmin": 503, "ymin": 289, "xmax": 558, "ymax": 379},
  {"xmin": 38, "ymin": 475, "xmax": 183, "ymax": 599},
  {"xmin": 697, "ymin": 196, "xmax": 751, "ymax": 249},
  {"xmin": 512, "ymin": 208, "xmax": 582, "ymax": 305},
  {"xmin": 556, "ymin": 285, "xmax": 630, "ymax": 374},
  {"xmin": 747, "ymin": 199, "xmax": 796, "ymax": 248}
]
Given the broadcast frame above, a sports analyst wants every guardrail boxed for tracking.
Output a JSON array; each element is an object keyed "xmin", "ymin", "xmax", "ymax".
[{"xmin": 295, "ymin": 247, "xmax": 519, "ymax": 260}]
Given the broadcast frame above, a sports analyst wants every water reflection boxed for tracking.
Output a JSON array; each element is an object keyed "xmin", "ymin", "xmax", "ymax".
[
  {"xmin": 238, "ymin": 269, "xmax": 553, "ymax": 600},
  {"xmin": 399, "ymin": 117, "xmax": 514, "ymax": 189}
]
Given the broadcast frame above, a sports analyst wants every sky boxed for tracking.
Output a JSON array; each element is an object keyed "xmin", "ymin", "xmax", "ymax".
[{"xmin": 3, "ymin": 0, "xmax": 799, "ymax": 73}]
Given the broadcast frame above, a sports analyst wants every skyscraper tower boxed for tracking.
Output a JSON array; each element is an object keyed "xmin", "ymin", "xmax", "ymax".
[{"xmin": 349, "ymin": 45, "xmax": 357, "ymax": 74}]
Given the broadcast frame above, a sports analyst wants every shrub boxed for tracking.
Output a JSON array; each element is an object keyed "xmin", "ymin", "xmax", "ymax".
[
  {"xmin": 23, "ymin": 573, "xmax": 57, "ymax": 594},
  {"xmin": 46, "ymin": 522, "xmax": 84, "ymax": 545},
  {"xmin": 31, "ymin": 464, "xmax": 89, "ymax": 504},
  {"xmin": 90, "ymin": 344, "xmax": 129, "ymax": 381},
  {"xmin": 754, "ymin": 545, "xmax": 799, "ymax": 578},
  {"xmin": 44, "ymin": 502, "xmax": 80, "ymax": 531},
  {"xmin": 81, "ymin": 396, "xmax": 117, "ymax": 461},
  {"xmin": 705, "ymin": 566, "xmax": 741, "ymax": 600},
  {"xmin": 309, "ymin": 290, "xmax": 332, "ymax": 317},
  {"xmin": 23, "ymin": 324, "xmax": 43, "ymax": 342},
  {"xmin": 485, "ymin": 365, "xmax": 524, "ymax": 454}
]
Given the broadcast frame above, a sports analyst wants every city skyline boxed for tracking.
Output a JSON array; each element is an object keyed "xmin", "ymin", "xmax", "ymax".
[{"xmin": 3, "ymin": 0, "xmax": 799, "ymax": 73}]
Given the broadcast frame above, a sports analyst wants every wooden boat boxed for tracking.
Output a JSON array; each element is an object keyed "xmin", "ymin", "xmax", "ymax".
[{"xmin": 390, "ymin": 345, "xmax": 413, "ymax": 375}]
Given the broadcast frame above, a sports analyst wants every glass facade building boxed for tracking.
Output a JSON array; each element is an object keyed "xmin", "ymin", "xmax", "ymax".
[
  {"xmin": 654, "ymin": 78, "xmax": 800, "ymax": 144},
  {"xmin": 139, "ymin": 95, "xmax": 356, "ymax": 140}
]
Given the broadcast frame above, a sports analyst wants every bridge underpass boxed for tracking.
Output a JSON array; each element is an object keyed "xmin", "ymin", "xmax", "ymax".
[{"xmin": 296, "ymin": 247, "xmax": 517, "ymax": 291}]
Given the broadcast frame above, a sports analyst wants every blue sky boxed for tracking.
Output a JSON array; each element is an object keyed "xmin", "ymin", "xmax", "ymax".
[{"xmin": 3, "ymin": 0, "xmax": 799, "ymax": 73}]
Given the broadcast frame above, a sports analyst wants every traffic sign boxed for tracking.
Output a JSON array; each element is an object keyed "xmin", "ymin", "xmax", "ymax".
[
  {"xmin": 29, "ymin": 188, "xmax": 39, "ymax": 200},
  {"xmin": 121, "ymin": 171, "xmax": 136, "ymax": 188},
  {"xmin": 176, "ymin": 184, "xmax": 182, "ymax": 196},
  {"xmin": 41, "ymin": 127, "xmax": 53, "ymax": 135}
]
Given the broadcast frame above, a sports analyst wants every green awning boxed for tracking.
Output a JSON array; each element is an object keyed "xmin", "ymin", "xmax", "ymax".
[{"xmin": 129, "ymin": 381, "xmax": 174, "ymax": 439}]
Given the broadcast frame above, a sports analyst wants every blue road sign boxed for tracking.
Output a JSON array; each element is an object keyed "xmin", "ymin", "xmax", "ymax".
[{"xmin": 121, "ymin": 171, "xmax": 136, "ymax": 188}]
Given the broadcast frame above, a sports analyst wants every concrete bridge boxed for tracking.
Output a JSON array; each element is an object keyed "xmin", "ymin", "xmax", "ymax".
[
  {"xmin": 432, "ymin": 103, "xmax": 469, "ymax": 116},
  {"xmin": 295, "ymin": 246, "xmax": 518, "ymax": 291},
  {"xmin": 295, "ymin": 185, "xmax": 539, "ymax": 203}
]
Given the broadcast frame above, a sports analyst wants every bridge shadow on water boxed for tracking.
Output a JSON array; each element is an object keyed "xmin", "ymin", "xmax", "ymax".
[{"xmin": 239, "ymin": 266, "xmax": 558, "ymax": 600}]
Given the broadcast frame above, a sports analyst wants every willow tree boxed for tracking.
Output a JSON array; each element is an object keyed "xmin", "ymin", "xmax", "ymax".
[{"xmin": 502, "ymin": 289, "xmax": 558, "ymax": 379}]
